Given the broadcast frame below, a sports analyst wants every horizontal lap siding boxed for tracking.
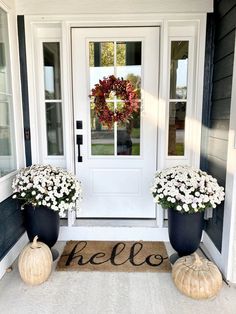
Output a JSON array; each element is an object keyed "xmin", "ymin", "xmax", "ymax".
[
  {"xmin": 0, "ymin": 197, "xmax": 25, "ymax": 261},
  {"xmin": 202, "ymin": 0, "xmax": 236, "ymax": 252}
]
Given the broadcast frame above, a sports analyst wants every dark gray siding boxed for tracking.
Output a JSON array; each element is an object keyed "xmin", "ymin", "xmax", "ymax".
[
  {"xmin": 0, "ymin": 197, "xmax": 25, "ymax": 261},
  {"xmin": 201, "ymin": 0, "xmax": 236, "ymax": 251}
]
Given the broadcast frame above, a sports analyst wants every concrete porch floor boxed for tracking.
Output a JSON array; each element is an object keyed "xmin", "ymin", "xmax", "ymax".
[{"xmin": 0, "ymin": 242, "xmax": 236, "ymax": 314}]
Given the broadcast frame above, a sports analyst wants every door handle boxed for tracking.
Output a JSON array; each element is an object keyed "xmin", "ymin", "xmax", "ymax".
[{"xmin": 76, "ymin": 134, "xmax": 83, "ymax": 162}]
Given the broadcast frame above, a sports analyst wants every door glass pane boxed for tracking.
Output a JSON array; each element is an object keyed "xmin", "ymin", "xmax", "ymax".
[
  {"xmin": 89, "ymin": 41, "xmax": 141, "ymax": 156},
  {"xmin": 117, "ymin": 102, "xmax": 140, "ymax": 156},
  {"xmin": 91, "ymin": 102, "xmax": 114, "ymax": 155},
  {"xmin": 170, "ymin": 41, "xmax": 188, "ymax": 99},
  {"xmin": 0, "ymin": 8, "xmax": 16, "ymax": 177},
  {"xmin": 43, "ymin": 42, "xmax": 61, "ymax": 100},
  {"xmin": 89, "ymin": 42, "xmax": 114, "ymax": 89},
  {"xmin": 43, "ymin": 42, "xmax": 64, "ymax": 156},
  {"xmin": 116, "ymin": 42, "xmax": 141, "ymax": 98},
  {"xmin": 116, "ymin": 42, "xmax": 141, "ymax": 155},
  {"xmin": 46, "ymin": 102, "xmax": 64, "ymax": 155},
  {"xmin": 168, "ymin": 102, "xmax": 186, "ymax": 156}
]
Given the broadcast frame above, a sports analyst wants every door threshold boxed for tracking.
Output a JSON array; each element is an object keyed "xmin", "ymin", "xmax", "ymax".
[
  {"xmin": 61, "ymin": 218, "xmax": 163, "ymax": 228},
  {"xmin": 58, "ymin": 224, "xmax": 168, "ymax": 241}
]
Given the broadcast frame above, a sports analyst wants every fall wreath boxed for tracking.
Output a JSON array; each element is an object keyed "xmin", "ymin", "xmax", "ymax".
[{"xmin": 89, "ymin": 75, "xmax": 139, "ymax": 128}]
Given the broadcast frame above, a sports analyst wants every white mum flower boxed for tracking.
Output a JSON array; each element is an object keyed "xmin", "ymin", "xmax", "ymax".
[{"xmin": 183, "ymin": 204, "xmax": 189, "ymax": 212}]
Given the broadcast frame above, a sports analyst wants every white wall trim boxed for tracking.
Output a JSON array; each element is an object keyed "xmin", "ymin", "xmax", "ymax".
[
  {"xmin": 0, "ymin": 0, "xmax": 10, "ymax": 11},
  {"xmin": 221, "ymin": 30, "xmax": 236, "ymax": 283},
  {"xmin": 201, "ymin": 231, "xmax": 223, "ymax": 272},
  {"xmin": 24, "ymin": 13, "xmax": 207, "ymax": 24},
  {"xmin": 0, "ymin": 232, "xmax": 28, "ymax": 280}
]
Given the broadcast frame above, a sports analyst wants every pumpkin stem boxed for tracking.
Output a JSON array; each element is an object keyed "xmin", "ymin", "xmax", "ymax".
[
  {"xmin": 193, "ymin": 252, "xmax": 202, "ymax": 266},
  {"xmin": 31, "ymin": 236, "xmax": 40, "ymax": 249}
]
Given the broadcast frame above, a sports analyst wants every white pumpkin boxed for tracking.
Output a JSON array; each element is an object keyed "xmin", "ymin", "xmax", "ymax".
[
  {"xmin": 18, "ymin": 236, "xmax": 53, "ymax": 285},
  {"xmin": 172, "ymin": 253, "xmax": 222, "ymax": 299}
]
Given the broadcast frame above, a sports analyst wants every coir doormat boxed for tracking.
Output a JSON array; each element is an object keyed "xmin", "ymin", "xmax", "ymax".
[{"xmin": 56, "ymin": 241, "xmax": 171, "ymax": 272}]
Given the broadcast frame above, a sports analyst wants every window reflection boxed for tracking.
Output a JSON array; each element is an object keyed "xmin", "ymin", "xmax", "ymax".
[
  {"xmin": 0, "ymin": 8, "xmax": 16, "ymax": 177},
  {"xmin": 0, "ymin": 101, "xmax": 11, "ymax": 155},
  {"xmin": 46, "ymin": 103, "xmax": 64, "ymax": 155},
  {"xmin": 43, "ymin": 42, "xmax": 64, "ymax": 156},
  {"xmin": 89, "ymin": 42, "xmax": 114, "ymax": 67},
  {"xmin": 43, "ymin": 43, "xmax": 61, "ymax": 100},
  {"xmin": 168, "ymin": 102, "xmax": 186, "ymax": 156},
  {"xmin": 117, "ymin": 103, "xmax": 140, "ymax": 156},
  {"xmin": 170, "ymin": 41, "xmax": 188, "ymax": 99},
  {"xmin": 168, "ymin": 41, "xmax": 188, "ymax": 157},
  {"xmin": 91, "ymin": 103, "xmax": 114, "ymax": 155}
]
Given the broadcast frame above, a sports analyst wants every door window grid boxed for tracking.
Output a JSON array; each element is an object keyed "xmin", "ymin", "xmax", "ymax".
[{"xmin": 89, "ymin": 41, "xmax": 141, "ymax": 157}]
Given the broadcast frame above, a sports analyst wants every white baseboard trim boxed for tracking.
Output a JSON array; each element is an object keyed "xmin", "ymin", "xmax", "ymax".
[
  {"xmin": 0, "ymin": 232, "xmax": 28, "ymax": 280},
  {"xmin": 58, "ymin": 226, "xmax": 169, "ymax": 241}
]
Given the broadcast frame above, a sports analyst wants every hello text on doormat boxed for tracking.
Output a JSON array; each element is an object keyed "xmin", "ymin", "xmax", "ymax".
[{"xmin": 56, "ymin": 241, "xmax": 171, "ymax": 272}]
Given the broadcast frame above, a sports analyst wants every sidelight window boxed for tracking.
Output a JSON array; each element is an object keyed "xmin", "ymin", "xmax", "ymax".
[
  {"xmin": 43, "ymin": 42, "xmax": 64, "ymax": 156},
  {"xmin": 168, "ymin": 41, "xmax": 189, "ymax": 156}
]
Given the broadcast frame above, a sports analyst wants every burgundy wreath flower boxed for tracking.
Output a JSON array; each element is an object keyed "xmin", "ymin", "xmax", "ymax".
[{"xmin": 89, "ymin": 75, "xmax": 139, "ymax": 128}]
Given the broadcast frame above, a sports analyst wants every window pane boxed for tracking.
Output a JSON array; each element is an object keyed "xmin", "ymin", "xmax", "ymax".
[
  {"xmin": 91, "ymin": 102, "xmax": 114, "ymax": 155},
  {"xmin": 43, "ymin": 43, "xmax": 61, "ymax": 100},
  {"xmin": 168, "ymin": 102, "xmax": 186, "ymax": 156},
  {"xmin": 117, "ymin": 103, "xmax": 140, "ymax": 156},
  {"xmin": 116, "ymin": 42, "xmax": 141, "ymax": 98},
  {"xmin": 46, "ymin": 102, "xmax": 64, "ymax": 155},
  {"xmin": 0, "ymin": 8, "xmax": 16, "ymax": 177},
  {"xmin": 89, "ymin": 42, "xmax": 114, "ymax": 90},
  {"xmin": 89, "ymin": 42, "xmax": 114, "ymax": 67},
  {"xmin": 170, "ymin": 41, "xmax": 188, "ymax": 99},
  {"xmin": 116, "ymin": 42, "xmax": 141, "ymax": 156}
]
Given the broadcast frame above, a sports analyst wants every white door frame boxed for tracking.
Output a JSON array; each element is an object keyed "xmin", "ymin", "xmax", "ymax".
[
  {"xmin": 24, "ymin": 13, "xmax": 209, "ymax": 257},
  {"xmin": 24, "ymin": 13, "xmax": 207, "ymax": 176}
]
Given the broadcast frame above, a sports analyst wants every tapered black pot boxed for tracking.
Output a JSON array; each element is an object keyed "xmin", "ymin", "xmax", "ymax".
[
  {"xmin": 168, "ymin": 208, "xmax": 204, "ymax": 263},
  {"xmin": 23, "ymin": 205, "xmax": 60, "ymax": 259}
]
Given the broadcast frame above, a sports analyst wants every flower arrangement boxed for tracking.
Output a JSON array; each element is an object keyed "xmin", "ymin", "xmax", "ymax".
[
  {"xmin": 12, "ymin": 164, "xmax": 82, "ymax": 217},
  {"xmin": 151, "ymin": 165, "xmax": 225, "ymax": 214},
  {"xmin": 89, "ymin": 75, "xmax": 139, "ymax": 128}
]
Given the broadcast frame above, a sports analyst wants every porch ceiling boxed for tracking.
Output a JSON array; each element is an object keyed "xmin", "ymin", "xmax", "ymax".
[{"xmin": 14, "ymin": 0, "xmax": 213, "ymax": 15}]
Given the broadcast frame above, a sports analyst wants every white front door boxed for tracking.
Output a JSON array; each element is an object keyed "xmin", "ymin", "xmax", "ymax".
[{"xmin": 72, "ymin": 27, "xmax": 159, "ymax": 218}]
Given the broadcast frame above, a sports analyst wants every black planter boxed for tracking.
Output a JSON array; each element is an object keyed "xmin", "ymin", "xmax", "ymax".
[
  {"xmin": 23, "ymin": 205, "xmax": 60, "ymax": 259},
  {"xmin": 168, "ymin": 208, "xmax": 204, "ymax": 263}
]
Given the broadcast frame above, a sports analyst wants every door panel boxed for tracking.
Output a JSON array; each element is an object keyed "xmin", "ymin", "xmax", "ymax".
[{"xmin": 72, "ymin": 27, "xmax": 159, "ymax": 218}]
